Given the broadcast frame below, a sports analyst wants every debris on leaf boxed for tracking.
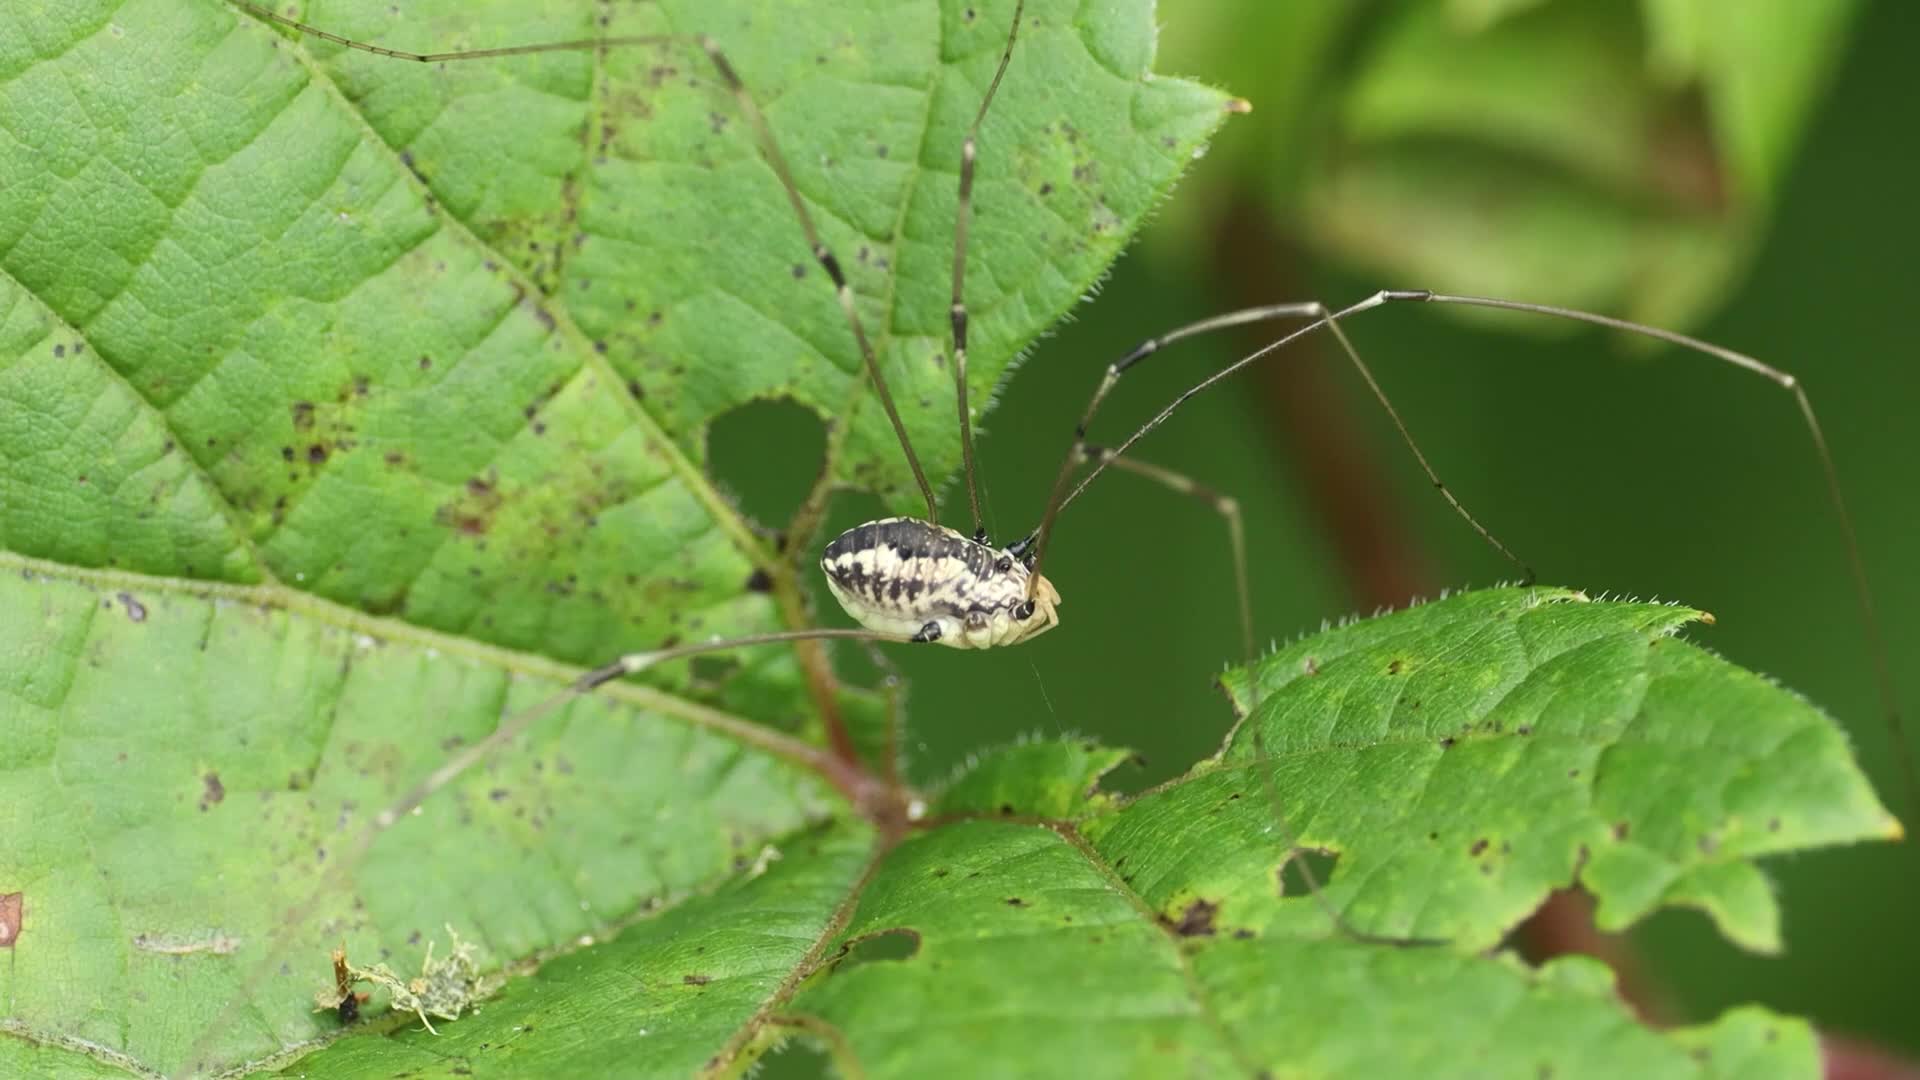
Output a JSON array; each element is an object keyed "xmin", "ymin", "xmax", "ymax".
[{"xmin": 313, "ymin": 927, "xmax": 488, "ymax": 1034}]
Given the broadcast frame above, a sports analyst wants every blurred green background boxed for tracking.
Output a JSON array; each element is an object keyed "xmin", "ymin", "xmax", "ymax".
[{"xmin": 718, "ymin": 0, "xmax": 1918, "ymax": 1060}]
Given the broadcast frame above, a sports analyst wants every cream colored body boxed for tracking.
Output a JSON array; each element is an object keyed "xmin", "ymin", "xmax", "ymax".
[{"xmin": 820, "ymin": 518, "xmax": 1060, "ymax": 649}]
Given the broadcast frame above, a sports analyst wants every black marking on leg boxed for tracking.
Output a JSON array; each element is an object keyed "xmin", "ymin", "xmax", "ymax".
[
  {"xmin": 1114, "ymin": 341, "xmax": 1159, "ymax": 374},
  {"xmin": 815, "ymin": 246, "xmax": 847, "ymax": 288},
  {"xmin": 1014, "ymin": 600, "xmax": 1036, "ymax": 621},
  {"xmin": 1005, "ymin": 531, "xmax": 1037, "ymax": 564},
  {"xmin": 911, "ymin": 621, "xmax": 943, "ymax": 643}
]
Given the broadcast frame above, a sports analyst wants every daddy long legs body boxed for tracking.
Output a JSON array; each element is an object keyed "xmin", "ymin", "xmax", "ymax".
[{"xmin": 180, "ymin": 0, "xmax": 1909, "ymax": 1063}]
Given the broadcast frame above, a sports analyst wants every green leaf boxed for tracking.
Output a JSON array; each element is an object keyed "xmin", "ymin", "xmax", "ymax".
[
  {"xmin": 0, "ymin": 1, "xmax": 1894, "ymax": 1077},
  {"xmin": 0, "ymin": 0, "xmax": 1230, "ymax": 1074},
  {"xmin": 278, "ymin": 590, "xmax": 1884, "ymax": 1077}
]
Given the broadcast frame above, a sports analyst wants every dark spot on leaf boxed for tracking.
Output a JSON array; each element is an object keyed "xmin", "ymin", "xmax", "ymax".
[
  {"xmin": 626, "ymin": 379, "xmax": 646, "ymax": 401},
  {"xmin": 932, "ymin": 868, "xmax": 948, "ymax": 878},
  {"xmin": 1768, "ymin": 817, "xmax": 1781, "ymax": 832},
  {"xmin": 117, "ymin": 592, "xmax": 146, "ymax": 622},
  {"xmin": 1438, "ymin": 736, "xmax": 1456, "ymax": 750},
  {"xmin": 744, "ymin": 568, "xmax": 773, "ymax": 593},
  {"xmin": 1168, "ymin": 899, "xmax": 1219, "ymax": 938},
  {"xmin": 1005, "ymin": 897, "xmax": 1028, "ymax": 907},
  {"xmin": 1469, "ymin": 838, "xmax": 1489, "ymax": 856},
  {"xmin": 791, "ymin": 264, "xmax": 805, "ymax": 279},
  {"xmin": 1516, "ymin": 725, "xmax": 1532, "ymax": 736},
  {"xmin": 998, "ymin": 803, "xmax": 1015, "ymax": 816},
  {"xmin": 337, "ymin": 992, "xmax": 361, "ymax": 1024},
  {"xmin": 1038, "ymin": 181, "xmax": 1053, "ymax": 196},
  {"xmin": 0, "ymin": 893, "xmax": 21, "ymax": 948},
  {"xmin": 53, "ymin": 343, "xmax": 65, "ymax": 358},
  {"xmin": 1387, "ymin": 659, "xmax": 1403, "ymax": 675},
  {"xmin": 683, "ymin": 973, "xmax": 711, "ymax": 986},
  {"xmin": 1613, "ymin": 821, "xmax": 1630, "ymax": 841},
  {"xmin": 199, "ymin": 772, "xmax": 224, "ymax": 811},
  {"xmin": 1232, "ymin": 928, "xmax": 1255, "ymax": 940},
  {"xmin": 306, "ymin": 444, "xmax": 328, "ymax": 465},
  {"xmin": 1568, "ymin": 768, "xmax": 1580, "ymax": 778},
  {"xmin": 280, "ymin": 446, "xmax": 294, "ymax": 462},
  {"xmin": 419, "ymin": 355, "xmax": 432, "ymax": 370},
  {"xmin": 291, "ymin": 402, "xmax": 315, "ymax": 430}
]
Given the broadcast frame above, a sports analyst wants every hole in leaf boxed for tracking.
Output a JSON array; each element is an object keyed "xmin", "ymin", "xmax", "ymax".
[
  {"xmin": 1276, "ymin": 848, "xmax": 1339, "ymax": 899},
  {"xmin": 706, "ymin": 398, "xmax": 826, "ymax": 529},
  {"xmin": 760, "ymin": 1028, "xmax": 833, "ymax": 1080},
  {"xmin": 832, "ymin": 927, "xmax": 922, "ymax": 974}
]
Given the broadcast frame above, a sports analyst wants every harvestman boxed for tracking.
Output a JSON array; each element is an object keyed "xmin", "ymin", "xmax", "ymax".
[{"xmin": 227, "ymin": 0, "xmax": 1907, "ymax": 1000}]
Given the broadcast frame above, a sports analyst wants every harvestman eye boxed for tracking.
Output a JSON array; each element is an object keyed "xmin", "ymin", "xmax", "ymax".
[{"xmin": 216, "ymin": 0, "xmax": 1908, "ymax": 1038}]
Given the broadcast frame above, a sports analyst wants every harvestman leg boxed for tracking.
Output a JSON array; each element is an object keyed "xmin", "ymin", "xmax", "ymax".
[
  {"xmin": 1072, "ymin": 444, "xmax": 1252, "ymax": 662},
  {"xmin": 1023, "ymin": 296, "xmax": 1531, "ymax": 597},
  {"xmin": 229, "ymin": 1, "xmax": 943, "ymax": 524},
  {"xmin": 948, "ymin": 1, "xmax": 1027, "ymax": 541}
]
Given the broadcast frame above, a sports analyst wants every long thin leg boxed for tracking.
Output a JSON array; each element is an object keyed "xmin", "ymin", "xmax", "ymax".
[
  {"xmin": 1026, "ymin": 288, "xmax": 1909, "ymax": 825},
  {"xmin": 1020, "ymin": 298, "xmax": 1529, "ymax": 591},
  {"xmin": 227, "ymin": 1, "xmax": 943, "ymax": 523},
  {"xmin": 1073, "ymin": 445, "xmax": 1251, "ymax": 663},
  {"xmin": 950, "ymin": 1, "xmax": 1027, "ymax": 541},
  {"xmin": 1009, "ymin": 303, "xmax": 1326, "ymax": 571},
  {"xmin": 1077, "ymin": 443, "xmax": 1442, "ymax": 946},
  {"xmin": 374, "ymin": 628, "xmax": 904, "ymax": 829}
]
